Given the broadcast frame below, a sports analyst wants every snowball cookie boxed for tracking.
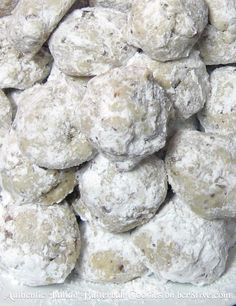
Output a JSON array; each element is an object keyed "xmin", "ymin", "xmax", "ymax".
[
  {"xmin": 128, "ymin": 0, "xmax": 208, "ymax": 62},
  {"xmin": 9, "ymin": 0, "xmax": 76, "ymax": 56},
  {"xmin": 0, "ymin": 0, "xmax": 19, "ymax": 17},
  {"xmin": 198, "ymin": 25, "xmax": 236, "ymax": 65},
  {"xmin": 132, "ymin": 196, "xmax": 229, "ymax": 286},
  {"xmin": 165, "ymin": 130, "xmax": 236, "ymax": 220},
  {"xmin": 49, "ymin": 8, "xmax": 136, "ymax": 77},
  {"xmin": 0, "ymin": 201, "xmax": 80, "ymax": 286},
  {"xmin": 89, "ymin": 0, "xmax": 133, "ymax": 12},
  {"xmin": 77, "ymin": 154, "xmax": 167, "ymax": 233},
  {"xmin": 0, "ymin": 90, "xmax": 12, "ymax": 146},
  {"xmin": 0, "ymin": 130, "xmax": 76, "ymax": 205},
  {"xmin": 0, "ymin": 17, "xmax": 52, "ymax": 90},
  {"xmin": 76, "ymin": 222, "xmax": 146, "ymax": 283},
  {"xmin": 204, "ymin": 0, "xmax": 236, "ymax": 33},
  {"xmin": 79, "ymin": 66, "xmax": 170, "ymax": 171},
  {"xmin": 127, "ymin": 51, "xmax": 209, "ymax": 119},
  {"xmin": 14, "ymin": 81, "xmax": 96, "ymax": 169},
  {"xmin": 198, "ymin": 67, "xmax": 236, "ymax": 136}
]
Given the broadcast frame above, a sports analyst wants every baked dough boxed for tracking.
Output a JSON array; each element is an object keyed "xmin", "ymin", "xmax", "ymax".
[
  {"xmin": 76, "ymin": 154, "xmax": 167, "ymax": 232},
  {"xmin": 0, "ymin": 130, "xmax": 76, "ymax": 205},
  {"xmin": 0, "ymin": 17, "xmax": 52, "ymax": 90},
  {"xmin": 9, "ymin": 0, "xmax": 77, "ymax": 55},
  {"xmin": 49, "ymin": 8, "xmax": 136, "ymax": 77},
  {"xmin": 0, "ymin": 0, "xmax": 18, "ymax": 17},
  {"xmin": 76, "ymin": 222, "xmax": 146, "ymax": 283},
  {"xmin": 204, "ymin": 0, "xmax": 236, "ymax": 32},
  {"xmin": 79, "ymin": 66, "xmax": 170, "ymax": 171},
  {"xmin": 0, "ymin": 201, "xmax": 80, "ymax": 286},
  {"xmin": 15, "ymin": 81, "xmax": 96, "ymax": 169},
  {"xmin": 89, "ymin": 0, "xmax": 133, "ymax": 12},
  {"xmin": 198, "ymin": 25, "xmax": 236, "ymax": 65},
  {"xmin": 132, "ymin": 195, "xmax": 229, "ymax": 286},
  {"xmin": 127, "ymin": 51, "xmax": 209, "ymax": 119},
  {"xmin": 198, "ymin": 66, "xmax": 236, "ymax": 135},
  {"xmin": 165, "ymin": 130, "xmax": 236, "ymax": 219},
  {"xmin": 128, "ymin": 0, "xmax": 208, "ymax": 61},
  {"xmin": 0, "ymin": 90, "xmax": 12, "ymax": 147}
]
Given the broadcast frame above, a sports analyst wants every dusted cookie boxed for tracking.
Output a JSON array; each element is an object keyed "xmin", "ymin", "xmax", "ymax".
[
  {"xmin": 127, "ymin": 51, "xmax": 209, "ymax": 119},
  {"xmin": 132, "ymin": 196, "xmax": 229, "ymax": 286},
  {"xmin": 49, "ymin": 8, "xmax": 136, "ymax": 77},
  {"xmin": 15, "ymin": 81, "xmax": 96, "ymax": 169},
  {"xmin": 76, "ymin": 154, "xmax": 167, "ymax": 232},
  {"xmin": 198, "ymin": 67, "xmax": 236, "ymax": 135},
  {"xmin": 0, "ymin": 0, "xmax": 18, "ymax": 17},
  {"xmin": 128, "ymin": 0, "xmax": 208, "ymax": 62},
  {"xmin": 198, "ymin": 25, "xmax": 236, "ymax": 65},
  {"xmin": 0, "ymin": 17, "xmax": 52, "ymax": 90},
  {"xmin": 204, "ymin": 0, "xmax": 236, "ymax": 32},
  {"xmin": 9, "ymin": 0, "xmax": 76, "ymax": 55},
  {"xmin": 0, "ymin": 90, "xmax": 12, "ymax": 146},
  {"xmin": 89, "ymin": 0, "xmax": 133, "ymax": 12},
  {"xmin": 165, "ymin": 130, "xmax": 236, "ymax": 219},
  {"xmin": 76, "ymin": 222, "xmax": 146, "ymax": 283},
  {"xmin": 0, "ymin": 130, "xmax": 76, "ymax": 205},
  {"xmin": 0, "ymin": 201, "xmax": 80, "ymax": 286},
  {"xmin": 79, "ymin": 66, "xmax": 170, "ymax": 170}
]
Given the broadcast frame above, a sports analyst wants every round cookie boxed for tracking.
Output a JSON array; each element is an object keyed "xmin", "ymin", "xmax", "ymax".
[
  {"xmin": 9, "ymin": 0, "xmax": 77, "ymax": 55},
  {"xmin": 77, "ymin": 154, "xmax": 167, "ymax": 233},
  {"xmin": 204, "ymin": 0, "xmax": 236, "ymax": 32},
  {"xmin": 0, "ymin": 0, "xmax": 19, "ymax": 17},
  {"xmin": 76, "ymin": 222, "xmax": 146, "ymax": 283},
  {"xmin": 49, "ymin": 8, "xmax": 136, "ymax": 77},
  {"xmin": 198, "ymin": 25, "xmax": 236, "ymax": 65},
  {"xmin": 198, "ymin": 67, "xmax": 236, "ymax": 135},
  {"xmin": 89, "ymin": 0, "xmax": 133, "ymax": 12},
  {"xmin": 132, "ymin": 196, "xmax": 229, "ymax": 286},
  {"xmin": 15, "ymin": 81, "xmax": 96, "ymax": 169},
  {"xmin": 0, "ymin": 201, "xmax": 80, "ymax": 286},
  {"xmin": 165, "ymin": 130, "xmax": 236, "ymax": 219},
  {"xmin": 79, "ymin": 66, "xmax": 170, "ymax": 171},
  {"xmin": 0, "ymin": 90, "xmax": 12, "ymax": 146},
  {"xmin": 128, "ymin": 0, "xmax": 208, "ymax": 62},
  {"xmin": 0, "ymin": 130, "xmax": 76, "ymax": 205},
  {"xmin": 127, "ymin": 51, "xmax": 209, "ymax": 119},
  {"xmin": 0, "ymin": 17, "xmax": 52, "ymax": 90}
]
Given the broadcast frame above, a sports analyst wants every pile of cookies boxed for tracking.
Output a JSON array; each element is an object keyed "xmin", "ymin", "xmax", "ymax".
[{"xmin": 0, "ymin": 0, "xmax": 235, "ymax": 287}]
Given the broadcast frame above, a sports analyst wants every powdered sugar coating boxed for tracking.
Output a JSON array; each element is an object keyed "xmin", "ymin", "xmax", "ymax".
[
  {"xmin": 79, "ymin": 66, "xmax": 170, "ymax": 171},
  {"xmin": 76, "ymin": 222, "xmax": 146, "ymax": 283},
  {"xmin": 0, "ymin": 90, "xmax": 12, "ymax": 146},
  {"xmin": 198, "ymin": 67, "xmax": 236, "ymax": 136},
  {"xmin": 204, "ymin": 0, "xmax": 236, "ymax": 32},
  {"xmin": 0, "ymin": 0, "xmax": 18, "ymax": 17},
  {"xmin": 198, "ymin": 25, "xmax": 236, "ymax": 65},
  {"xmin": 128, "ymin": 0, "xmax": 208, "ymax": 62},
  {"xmin": 89, "ymin": 0, "xmax": 133, "ymax": 12},
  {"xmin": 132, "ymin": 195, "xmax": 229, "ymax": 286},
  {"xmin": 225, "ymin": 219, "xmax": 236, "ymax": 248},
  {"xmin": 0, "ymin": 201, "xmax": 80, "ymax": 286},
  {"xmin": 0, "ymin": 17, "xmax": 52, "ymax": 90},
  {"xmin": 9, "ymin": 0, "xmax": 76, "ymax": 55},
  {"xmin": 127, "ymin": 51, "xmax": 209, "ymax": 119},
  {"xmin": 76, "ymin": 154, "xmax": 167, "ymax": 233},
  {"xmin": 15, "ymin": 80, "xmax": 96, "ymax": 169},
  {"xmin": 0, "ymin": 130, "xmax": 76, "ymax": 205},
  {"xmin": 49, "ymin": 8, "xmax": 136, "ymax": 77},
  {"xmin": 165, "ymin": 130, "xmax": 236, "ymax": 219}
]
